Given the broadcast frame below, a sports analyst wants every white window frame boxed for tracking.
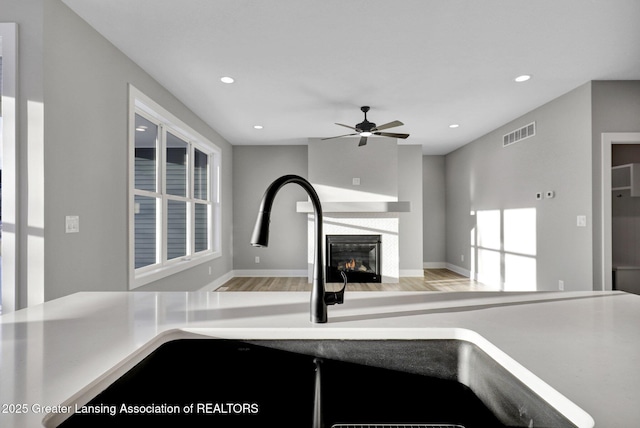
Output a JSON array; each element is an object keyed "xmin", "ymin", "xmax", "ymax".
[{"xmin": 128, "ymin": 85, "xmax": 221, "ymax": 289}]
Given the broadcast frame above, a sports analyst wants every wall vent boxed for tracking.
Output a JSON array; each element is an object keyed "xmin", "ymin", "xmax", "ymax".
[{"xmin": 503, "ymin": 122, "xmax": 536, "ymax": 147}]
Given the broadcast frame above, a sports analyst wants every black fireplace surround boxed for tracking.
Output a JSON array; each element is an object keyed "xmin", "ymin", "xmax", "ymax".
[{"xmin": 326, "ymin": 235, "xmax": 382, "ymax": 283}]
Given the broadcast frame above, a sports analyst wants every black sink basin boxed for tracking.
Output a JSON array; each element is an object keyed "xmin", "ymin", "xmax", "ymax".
[{"xmin": 53, "ymin": 337, "xmax": 586, "ymax": 428}]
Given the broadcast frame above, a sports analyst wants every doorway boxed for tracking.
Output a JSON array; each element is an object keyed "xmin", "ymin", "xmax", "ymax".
[{"xmin": 601, "ymin": 132, "xmax": 640, "ymax": 291}]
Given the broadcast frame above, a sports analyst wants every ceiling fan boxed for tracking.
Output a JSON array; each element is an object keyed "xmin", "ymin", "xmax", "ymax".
[{"xmin": 322, "ymin": 106, "xmax": 410, "ymax": 146}]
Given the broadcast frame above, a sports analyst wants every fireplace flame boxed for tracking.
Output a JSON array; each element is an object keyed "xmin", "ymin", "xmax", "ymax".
[{"xmin": 345, "ymin": 259, "xmax": 356, "ymax": 270}]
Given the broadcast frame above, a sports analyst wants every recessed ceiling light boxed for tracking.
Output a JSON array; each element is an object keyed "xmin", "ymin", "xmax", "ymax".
[
  {"xmin": 449, "ymin": 124, "xmax": 460, "ymax": 129},
  {"xmin": 253, "ymin": 125, "xmax": 263, "ymax": 130},
  {"xmin": 220, "ymin": 76, "xmax": 235, "ymax": 84},
  {"xmin": 515, "ymin": 75, "xmax": 531, "ymax": 83}
]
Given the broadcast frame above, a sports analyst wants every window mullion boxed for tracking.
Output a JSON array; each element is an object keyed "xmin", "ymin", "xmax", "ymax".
[
  {"xmin": 187, "ymin": 143, "xmax": 194, "ymax": 256},
  {"xmin": 211, "ymin": 155, "xmax": 219, "ymax": 253},
  {"xmin": 159, "ymin": 124, "xmax": 167, "ymax": 265}
]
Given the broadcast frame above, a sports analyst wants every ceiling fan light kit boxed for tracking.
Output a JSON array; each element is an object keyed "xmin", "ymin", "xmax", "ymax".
[{"xmin": 322, "ymin": 106, "xmax": 410, "ymax": 146}]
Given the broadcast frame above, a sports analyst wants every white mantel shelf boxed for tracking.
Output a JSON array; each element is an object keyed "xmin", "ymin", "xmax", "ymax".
[{"xmin": 296, "ymin": 200, "xmax": 411, "ymax": 213}]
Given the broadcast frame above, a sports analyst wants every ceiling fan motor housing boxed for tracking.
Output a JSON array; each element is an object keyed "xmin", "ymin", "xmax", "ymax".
[
  {"xmin": 356, "ymin": 120, "xmax": 376, "ymax": 132},
  {"xmin": 357, "ymin": 106, "xmax": 375, "ymax": 131},
  {"xmin": 321, "ymin": 105, "xmax": 408, "ymax": 146}
]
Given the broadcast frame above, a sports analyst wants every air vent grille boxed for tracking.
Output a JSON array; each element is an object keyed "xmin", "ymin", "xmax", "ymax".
[{"xmin": 503, "ymin": 122, "xmax": 535, "ymax": 147}]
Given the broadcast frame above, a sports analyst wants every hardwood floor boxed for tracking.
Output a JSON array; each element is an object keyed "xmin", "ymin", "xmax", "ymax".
[{"xmin": 216, "ymin": 268, "xmax": 494, "ymax": 292}]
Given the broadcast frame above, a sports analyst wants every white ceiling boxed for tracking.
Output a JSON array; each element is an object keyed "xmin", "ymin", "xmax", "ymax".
[{"xmin": 61, "ymin": 0, "xmax": 640, "ymax": 155}]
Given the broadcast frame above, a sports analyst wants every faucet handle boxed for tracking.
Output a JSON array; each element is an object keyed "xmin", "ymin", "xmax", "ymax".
[{"xmin": 324, "ymin": 270, "xmax": 347, "ymax": 306}]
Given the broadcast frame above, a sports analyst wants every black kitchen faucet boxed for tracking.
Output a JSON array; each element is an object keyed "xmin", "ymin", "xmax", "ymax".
[{"xmin": 250, "ymin": 174, "xmax": 347, "ymax": 323}]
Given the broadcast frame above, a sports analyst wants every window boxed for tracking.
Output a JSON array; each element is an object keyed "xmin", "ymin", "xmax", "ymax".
[{"xmin": 129, "ymin": 86, "xmax": 221, "ymax": 289}]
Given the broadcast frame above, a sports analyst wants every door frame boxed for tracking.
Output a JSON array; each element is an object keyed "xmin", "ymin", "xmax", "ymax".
[{"xmin": 601, "ymin": 132, "xmax": 640, "ymax": 291}]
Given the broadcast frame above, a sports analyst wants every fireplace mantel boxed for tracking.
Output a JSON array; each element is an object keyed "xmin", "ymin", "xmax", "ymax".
[{"xmin": 296, "ymin": 201, "xmax": 411, "ymax": 213}]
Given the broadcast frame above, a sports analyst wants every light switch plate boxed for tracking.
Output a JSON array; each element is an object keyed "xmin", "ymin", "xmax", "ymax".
[
  {"xmin": 577, "ymin": 215, "xmax": 587, "ymax": 227},
  {"xmin": 65, "ymin": 215, "xmax": 80, "ymax": 233}
]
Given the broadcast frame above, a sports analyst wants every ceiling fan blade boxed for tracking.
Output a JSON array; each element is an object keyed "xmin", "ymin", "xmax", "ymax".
[
  {"xmin": 358, "ymin": 136, "xmax": 368, "ymax": 146},
  {"xmin": 335, "ymin": 123, "xmax": 359, "ymax": 131},
  {"xmin": 374, "ymin": 132, "xmax": 410, "ymax": 139},
  {"xmin": 321, "ymin": 133, "xmax": 358, "ymax": 140},
  {"xmin": 373, "ymin": 120, "xmax": 403, "ymax": 131}
]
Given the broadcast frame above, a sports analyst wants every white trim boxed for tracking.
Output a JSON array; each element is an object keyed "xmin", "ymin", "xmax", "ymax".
[
  {"xmin": 128, "ymin": 84, "xmax": 222, "ymax": 290},
  {"xmin": 209, "ymin": 266, "xmax": 484, "ymax": 291},
  {"xmin": 200, "ymin": 270, "xmax": 235, "ymax": 291},
  {"xmin": 134, "ymin": 252, "xmax": 221, "ymax": 288},
  {"xmin": 212, "ymin": 268, "xmax": 444, "ymax": 289},
  {"xmin": 423, "ymin": 262, "xmax": 447, "ymax": 269},
  {"xmin": 1, "ymin": 23, "xmax": 18, "ymax": 312},
  {"xmin": 207, "ymin": 270, "xmax": 309, "ymax": 291},
  {"xmin": 231, "ymin": 269, "xmax": 308, "ymax": 278},
  {"xmin": 601, "ymin": 132, "xmax": 640, "ymax": 291},
  {"xmin": 132, "ymin": 87, "xmax": 218, "ymax": 154},
  {"xmin": 445, "ymin": 263, "xmax": 472, "ymax": 278}
]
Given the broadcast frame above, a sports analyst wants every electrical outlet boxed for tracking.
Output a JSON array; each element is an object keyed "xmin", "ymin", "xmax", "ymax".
[
  {"xmin": 559, "ymin": 280, "xmax": 564, "ymax": 291},
  {"xmin": 535, "ymin": 192, "xmax": 543, "ymax": 200},
  {"xmin": 352, "ymin": 177, "xmax": 361, "ymax": 186},
  {"xmin": 255, "ymin": 256, "xmax": 260, "ymax": 264}
]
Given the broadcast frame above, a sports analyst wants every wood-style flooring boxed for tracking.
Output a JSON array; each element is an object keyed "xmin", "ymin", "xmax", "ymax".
[{"xmin": 216, "ymin": 268, "xmax": 495, "ymax": 292}]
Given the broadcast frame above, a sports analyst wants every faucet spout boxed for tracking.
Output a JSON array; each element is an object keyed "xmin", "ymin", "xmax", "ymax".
[{"xmin": 250, "ymin": 174, "xmax": 345, "ymax": 323}]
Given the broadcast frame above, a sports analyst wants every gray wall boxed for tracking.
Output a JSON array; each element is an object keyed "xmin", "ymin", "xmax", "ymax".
[
  {"xmin": 41, "ymin": 0, "xmax": 234, "ymax": 298},
  {"xmin": 445, "ymin": 83, "xmax": 593, "ymax": 291},
  {"xmin": 308, "ymin": 137, "xmax": 398, "ymax": 201},
  {"xmin": 232, "ymin": 145, "xmax": 308, "ymax": 271},
  {"xmin": 233, "ymin": 143, "xmax": 425, "ymax": 275},
  {"xmin": 422, "ymin": 156, "xmax": 446, "ymax": 266},
  {"xmin": 398, "ymin": 145, "xmax": 424, "ymax": 273},
  {"xmin": 590, "ymin": 81, "xmax": 640, "ymax": 288}
]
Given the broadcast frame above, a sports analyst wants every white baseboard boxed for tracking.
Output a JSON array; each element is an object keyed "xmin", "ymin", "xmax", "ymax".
[
  {"xmin": 198, "ymin": 270, "xmax": 234, "ymax": 292},
  {"xmin": 207, "ymin": 266, "xmax": 473, "ymax": 291},
  {"xmin": 207, "ymin": 269, "xmax": 308, "ymax": 291},
  {"xmin": 230, "ymin": 269, "xmax": 308, "ymax": 278},
  {"xmin": 423, "ymin": 262, "xmax": 447, "ymax": 269},
  {"xmin": 445, "ymin": 263, "xmax": 471, "ymax": 278}
]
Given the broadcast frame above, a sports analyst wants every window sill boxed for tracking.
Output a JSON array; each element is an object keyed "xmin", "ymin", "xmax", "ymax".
[{"xmin": 130, "ymin": 251, "xmax": 221, "ymax": 290}]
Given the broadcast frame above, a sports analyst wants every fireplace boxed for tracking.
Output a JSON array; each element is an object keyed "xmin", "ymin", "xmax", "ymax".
[{"xmin": 326, "ymin": 235, "xmax": 382, "ymax": 283}]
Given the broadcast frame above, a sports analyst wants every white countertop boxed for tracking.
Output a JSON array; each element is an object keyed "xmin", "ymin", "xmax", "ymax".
[{"xmin": 1, "ymin": 289, "xmax": 639, "ymax": 427}]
